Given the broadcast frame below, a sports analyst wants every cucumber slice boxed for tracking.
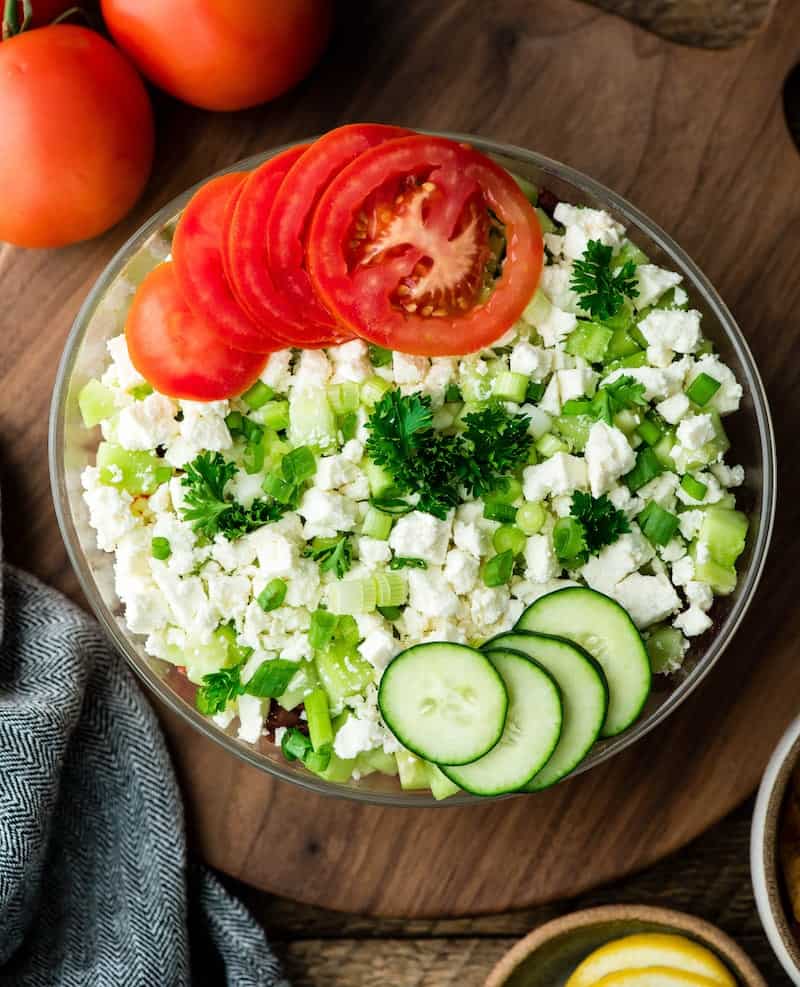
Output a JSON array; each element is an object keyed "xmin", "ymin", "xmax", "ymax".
[
  {"xmin": 485, "ymin": 631, "xmax": 608, "ymax": 790},
  {"xmin": 517, "ymin": 587, "xmax": 650, "ymax": 738},
  {"xmin": 378, "ymin": 643, "xmax": 508, "ymax": 766},
  {"xmin": 440, "ymin": 648, "xmax": 563, "ymax": 796}
]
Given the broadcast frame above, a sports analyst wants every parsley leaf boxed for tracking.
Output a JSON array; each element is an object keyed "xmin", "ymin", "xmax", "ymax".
[
  {"xmin": 369, "ymin": 494, "xmax": 414, "ymax": 516},
  {"xmin": 181, "ymin": 451, "xmax": 284, "ymax": 540},
  {"xmin": 570, "ymin": 491, "xmax": 630, "ymax": 555},
  {"xmin": 570, "ymin": 240, "xmax": 639, "ymax": 320},
  {"xmin": 195, "ymin": 665, "xmax": 243, "ymax": 716},
  {"xmin": 580, "ymin": 375, "xmax": 648, "ymax": 425},
  {"xmin": 305, "ymin": 535, "xmax": 353, "ymax": 579},
  {"xmin": 459, "ymin": 406, "xmax": 533, "ymax": 498}
]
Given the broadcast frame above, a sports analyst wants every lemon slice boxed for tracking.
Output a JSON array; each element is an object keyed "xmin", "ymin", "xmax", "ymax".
[
  {"xmin": 565, "ymin": 934, "xmax": 736, "ymax": 987},
  {"xmin": 587, "ymin": 970, "xmax": 729, "ymax": 987}
]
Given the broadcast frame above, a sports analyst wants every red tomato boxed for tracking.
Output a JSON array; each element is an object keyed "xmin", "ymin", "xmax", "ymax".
[
  {"xmin": 126, "ymin": 262, "xmax": 268, "ymax": 401},
  {"xmin": 173, "ymin": 172, "xmax": 290, "ymax": 354},
  {"xmin": 101, "ymin": 0, "xmax": 333, "ymax": 111},
  {"xmin": 226, "ymin": 144, "xmax": 351, "ymax": 349},
  {"xmin": 267, "ymin": 124, "xmax": 413, "ymax": 336},
  {"xmin": 0, "ymin": 25, "xmax": 154, "ymax": 248},
  {"xmin": 307, "ymin": 136, "xmax": 544, "ymax": 356}
]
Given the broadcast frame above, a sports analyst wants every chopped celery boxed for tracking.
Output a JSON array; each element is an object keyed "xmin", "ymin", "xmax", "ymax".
[
  {"xmin": 316, "ymin": 647, "xmax": 373, "ymax": 705},
  {"xmin": 521, "ymin": 289, "xmax": 551, "ymax": 328},
  {"xmin": 242, "ymin": 381, "xmax": 274, "ymax": 410},
  {"xmin": 427, "ymin": 764, "xmax": 460, "ymax": 800},
  {"xmin": 327, "ymin": 578, "xmax": 378, "ymax": 614},
  {"xmin": 365, "ymin": 459, "xmax": 394, "ymax": 497},
  {"xmin": 358, "ymin": 748, "xmax": 398, "ymax": 777},
  {"xmin": 96, "ymin": 442, "xmax": 171, "ymax": 495},
  {"xmin": 262, "ymin": 472, "xmax": 296, "ymax": 504},
  {"xmin": 613, "ymin": 408, "xmax": 641, "ymax": 437},
  {"xmin": 492, "ymin": 524, "xmax": 526, "ymax": 556},
  {"xmin": 636, "ymin": 415, "xmax": 663, "ymax": 447},
  {"xmin": 277, "ymin": 663, "xmax": 319, "ymax": 711},
  {"xmin": 554, "ymin": 414, "xmax": 592, "ymax": 452},
  {"xmin": 361, "ymin": 375, "xmax": 391, "ymax": 407},
  {"xmin": 311, "ymin": 752, "xmax": 356, "ymax": 783},
  {"xmin": 513, "ymin": 174, "xmax": 538, "ymax": 204},
  {"xmin": 680, "ymin": 474, "xmax": 708, "ymax": 501},
  {"xmin": 256, "ymin": 400, "xmax": 290, "ymax": 432},
  {"xmin": 517, "ymin": 501, "xmax": 546, "ymax": 535},
  {"xmin": 78, "ymin": 379, "xmax": 116, "ymax": 427},
  {"xmin": 309, "ymin": 609, "xmax": 338, "ymax": 650},
  {"xmin": 493, "ymin": 371, "xmax": 528, "ymax": 403},
  {"xmin": 536, "ymin": 433, "xmax": 569, "ymax": 458},
  {"xmin": 624, "ymin": 447, "xmax": 663, "ymax": 492},
  {"xmin": 305, "ymin": 688, "xmax": 334, "ymax": 751},
  {"xmin": 282, "ymin": 445, "xmax": 316, "ymax": 483},
  {"xmin": 652, "ymin": 432, "xmax": 676, "ymax": 470},
  {"xmin": 606, "ymin": 350, "xmax": 648, "ymax": 372},
  {"xmin": 566, "ymin": 320, "xmax": 613, "ymax": 363},
  {"xmin": 605, "ymin": 326, "xmax": 642, "ymax": 361},
  {"xmin": 289, "ymin": 390, "xmax": 337, "ymax": 451},
  {"xmin": 646, "ymin": 626, "xmax": 686, "ymax": 673},
  {"xmin": 638, "ymin": 502, "xmax": 679, "ymax": 546},
  {"xmin": 686, "ymin": 372, "xmax": 721, "ymax": 406},
  {"xmin": 339, "ymin": 412, "xmax": 358, "ymax": 441},
  {"xmin": 612, "ymin": 241, "xmax": 650, "ymax": 268},
  {"xmin": 697, "ymin": 507, "xmax": 748, "ymax": 567},
  {"xmin": 372, "ymin": 572, "xmax": 408, "ymax": 607},
  {"xmin": 396, "ymin": 751, "xmax": 430, "ymax": 790},
  {"xmin": 362, "ymin": 506, "xmax": 393, "ymax": 540},
  {"xmin": 327, "ymin": 382, "xmax": 360, "ymax": 414}
]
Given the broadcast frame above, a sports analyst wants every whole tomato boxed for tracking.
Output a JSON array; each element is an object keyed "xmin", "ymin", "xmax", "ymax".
[
  {"xmin": 0, "ymin": 25, "xmax": 154, "ymax": 248},
  {"xmin": 101, "ymin": 0, "xmax": 333, "ymax": 112}
]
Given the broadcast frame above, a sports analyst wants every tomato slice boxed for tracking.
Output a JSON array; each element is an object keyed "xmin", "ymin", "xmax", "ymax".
[
  {"xmin": 267, "ymin": 123, "xmax": 412, "ymax": 331},
  {"xmin": 228, "ymin": 143, "xmax": 351, "ymax": 348},
  {"xmin": 173, "ymin": 172, "xmax": 289, "ymax": 353},
  {"xmin": 307, "ymin": 135, "xmax": 544, "ymax": 356},
  {"xmin": 126, "ymin": 262, "xmax": 268, "ymax": 401}
]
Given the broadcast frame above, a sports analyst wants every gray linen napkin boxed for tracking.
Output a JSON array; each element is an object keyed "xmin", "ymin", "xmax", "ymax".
[{"xmin": 0, "ymin": 525, "xmax": 288, "ymax": 985}]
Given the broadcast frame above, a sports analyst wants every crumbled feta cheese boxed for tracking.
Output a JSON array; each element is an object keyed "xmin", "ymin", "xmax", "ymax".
[
  {"xmin": 444, "ymin": 548, "xmax": 479, "ymax": 594},
  {"xmin": 151, "ymin": 568, "xmax": 217, "ymax": 640},
  {"xmin": 557, "ymin": 366, "xmax": 597, "ymax": 403},
  {"xmin": 633, "ymin": 265, "xmax": 682, "ymax": 311},
  {"xmin": 205, "ymin": 571, "xmax": 252, "ymax": 625},
  {"xmin": 229, "ymin": 470, "xmax": 267, "ymax": 509},
  {"xmin": 329, "ymin": 339, "xmax": 371, "ymax": 383},
  {"xmin": 283, "ymin": 559, "xmax": 321, "ymax": 610},
  {"xmin": 261, "ymin": 349, "xmax": 293, "ymax": 392},
  {"xmin": 659, "ymin": 538, "xmax": 687, "ymax": 563},
  {"xmin": 679, "ymin": 510, "xmax": 705, "ymax": 540},
  {"xmin": 584, "ymin": 422, "xmax": 636, "ymax": 497},
  {"xmin": 293, "ymin": 349, "xmax": 331, "ymax": 387},
  {"xmin": 333, "ymin": 714, "xmax": 384, "ymax": 759},
  {"xmin": 237, "ymin": 694, "xmax": 265, "ymax": 743},
  {"xmin": 389, "ymin": 511, "xmax": 451, "ymax": 566},
  {"xmin": 676, "ymin": 413, "xmax": 715, "ymax": 451},
  {"xmin": 673, "ymin": 607, "xmax": 713, "ymax": 637},
  {"xmin": 82, "ymin": 467, "xmax": 139, "ymax": 552},
  {"xmin": 113, "ymin": 532, "xmax": 171, "ymax": 635},
  {"xmin": 537, "ymin": 305, "xmax": 578, "ymax": 349},
  {"xmin": 340, "ymin": 474, "xmax": 370, "ymax": 501},
  {"xmin": 638, "ymin": 472, "xmax": 679, "ymax": 510},
  {"xmin": 686, "ymin": 355, "xmax": 742, "ymax": 415},
  {"xmin": 392, "ymin": 352, "xmax": 429, "ymax": 384},
  {"xmin": 656, "ymin": 393, "xmax": 691, "ymax": 425},
  {"xmin": 580, "ymin": 528, "xmax": 654, "ymax": 597},
  {"xmin": 298, "ymin": 488, "xmax": 358, "ymax": 535},
  {"xmin": 602, "ymin": 359, "xmax": 690, "ymax": 402},
  {"xmin": 614, "ymin": 572, "xmax": 681, "ymax": 628},
  {"xmin": 510, "ymin": 341, "xmax": 553, "ymax": 380},
  {"xmin": 538, "ymin": 263, "xmax": 581, "ymax": 314},
  {"xmin": 638, "ymin": 309, "xmax": 701, "ymax": 367},
  {"xmin": 553, "ymin": 203, "xmax": 625, "ymax": 261},
  {"xmin": 151, "ymin": 513, "xmax": 197, "ymax": 574},
  {"xmin": 165, "ymin": 400, "xmax": 232, "ymax": 468},
  {"xmin": 357, "ymin": 536, "xmax": 392, "ymax": 567},
  {"xmin": 407, "ymin": 567, "xmax": 459, "ymax": 618},
  {"xmin": 470, "ymin": 585, "xmax": 510, "ymax": 628},
  {"xmin": 511, "ymin": 577, "xmax": 579, "ymax": 606},
  {"xmin": 315, "ymin": 454, "xmax": 359, "ymax": 491},
  {"xmin": 341, "ymin": 439, "xmax": 364, "ymax": 463},
  {"xmin": 524, "ymin": 534, "xmax": 559, "ymax": 583},
  {"xmin": 247, "ymin": 528, "xmax": 297, "ymax": 581},
  {"xmin": 539, "ymin": 375, "xmax": 562, "ymax": 415},
  {"xmin": 686, "ymin": 580, "xmax": 714, "ymax": 611},
  {"xmin": 543, "ymin": 232, "xmax": 564, "ymax": 257},
  {"xmin": 519, "ymin": 404, "xmax": 553, "ymax": 440},
  {"xmin": 523, "ymin": 453, "xmax": 588, "ymax": 501},
  {"xmin": 106, "ymin": 335, "xmax": 146, "ymax": 390},
  {"xmin": 423, "ymin": 359, "xmax": 456, "ymax": 402},
  {"xmin": 675, "ymin": 471, "xmax": 723, "ymax": 506},
  {"xmin": 695, "ymin": 541, "xmax": 711, "ymax": 564},
  {"xmin": 710, "ymin": 462, "xmax": 745, "ymax": 488},
  {"xmin": 117, "ymin": 394, "xmax": 179, "ymax": 451},
  {"xmin": 670, "ymin": 555, "xmax": 695, "ymax": 586},
  {"xmin": 359, "ymin": 629, "xmax": 398, "ymax": 671}
]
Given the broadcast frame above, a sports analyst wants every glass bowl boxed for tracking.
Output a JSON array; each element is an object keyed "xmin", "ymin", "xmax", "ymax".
[{"xmin": 49, "ymin": 133, "xmax": 776, "ymax": 807}]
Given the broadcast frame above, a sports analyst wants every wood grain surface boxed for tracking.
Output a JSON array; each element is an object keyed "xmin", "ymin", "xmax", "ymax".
[{"xmin": 1, "ymin": 0, "xmax": 798, "ymax": 935}]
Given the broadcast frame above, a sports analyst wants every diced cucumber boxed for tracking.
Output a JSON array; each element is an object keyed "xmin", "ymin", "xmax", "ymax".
[
  {"xmin": 315, "ymin": 647, "xmax": 374, "ymax": 705},
  {"xmin": 256, "ymin": 400, "xmax": 290, "ymax": 432},
  {"xmin": 566, "ymin": 321, "xmax": 614, "ymax": 364},
  {"xmin": 427, "ymin": 764, "xmax": 461, "ymax": 801},
  {"xmin": 365, "ymin": 459, "xmax": 394, "ymax": 497},
  {"xmin": 441, "ymin": 648, "xmax": 563, "ymax": 796},
  {"xmin": 361, "ymin": 375, "xmax": 392, "ymax": 407},
  {"xmin": 485, "ymin": 632, "xmax": 608, "ymax": 791},
  {"xmin": 517, "ymin": 587, "xmax": 651, "ymax": 738},
  {"xmin": 512, "ymin": 174, "xmax": 538, "ymax": 204},
  {"xmin": 697, "ymin": 507, "xmax": 748, "ymax": 567},
  {"xmin": 288, "ymin": 389, "xmax": 337, "ymax": 451},
  {"xmin": 494, "ymin": 371, "xmax": 529, "ymax": 403},
  {"xmin": 362, "ymin": 506, "xmax": 393, "ymax": 540},
  {"xmin": 378, "ymin": 643, "xmax": 508, "ymax": 766},
  {"xmin": 691, "ymin": 552, "xmax": 737, "ymax": 595},
  {"xmin": 554, "ymin": 415, "xmax": 592, "ymax": 452},
  {"xmin": 396, "ymin": 750, "xmax": 429, "ymax": 790},
  {"xmin": 357, "ymin": 748, "xmax": 398, "ymax": 777},
  {"xmin": 78, "ymin": 379, "xmax": 116, "ymax": 427},
  {"xmin": 646, "ymin": 625, "xmax": 687, "ymax": 673},
  {"xmin": 612, "ymin": 241, "xmax": 650, "ymax": 268},
  {"xmin": 96, "ymin": 442, "xmax": 171, "ymax": 495},
  {"xmin": 521, "ymin": 289, "xmax": 551, "ymax": 328},
  {"xmin": 613, "ymin": 409, "xmax": 641, "ymax": 437},
  {"xmin": 605, "ymin": 327, "xmax": 642, "ymax": 361},
  {"xmin": 311, "ymin": 752, "xmax": 356, "ymax": 783},
  {"xmin": 180, "ymin": 625, "xmax": 242, "ymax": 684},
  {"xmin": 277, "ymin": 662, "xmax": 319, "ymax": 711}
]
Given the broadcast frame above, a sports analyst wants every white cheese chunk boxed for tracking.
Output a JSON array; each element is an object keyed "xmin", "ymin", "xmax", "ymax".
[
  {"xmin": 633, "ymin": 265, "xmax": 682, "ymax": 310},
  {"xmin": 613, "ymin": 572, "xmax": 681, "ymax": 628},
  {"xmin": 523, "ymin": 453, "xmax": 588, "ymax": 501},
  {"xmin": 389, "ymin": 511, "xmax": 451, "ymax": 566},
  {"xmin": 584, "ymin": 422, "xmax": 636, "ymax": 497}
]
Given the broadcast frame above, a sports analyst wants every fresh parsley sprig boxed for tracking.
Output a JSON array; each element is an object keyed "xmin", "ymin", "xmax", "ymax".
[
  {"xmin": 570, "ymin": 240, "xmax": 639, "ymax": 320},
  {"xmin": 181, "ymin": 451, "xmax": 284, "ymax": 541},
  {"xmin": 570, "ymin": 491, "xmax": 630, "ymax": 555},
  {"xmin": 305, "ymin": 535, "xmax": 353, "ymax": 580},
  {"xmin": 195, "ymin": 657, "xmax": 298, "ymax": 716},
  {"xmin": 459, "ymin": 406, "xmax": 533, "ymax": 498},
  {"xmin": 562, "ymin": 374, "xmax": 647, "ymax": 425}
]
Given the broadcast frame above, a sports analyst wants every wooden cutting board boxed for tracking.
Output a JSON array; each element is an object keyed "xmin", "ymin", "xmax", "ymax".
[{"xmin": 1, "ymin": 0, "xmax": 797, "ymax": 918}]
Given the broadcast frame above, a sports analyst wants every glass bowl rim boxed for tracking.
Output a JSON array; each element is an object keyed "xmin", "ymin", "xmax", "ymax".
[{"xmin": 49, "ymin": 132, "xmax": 777, "ymax": 808}]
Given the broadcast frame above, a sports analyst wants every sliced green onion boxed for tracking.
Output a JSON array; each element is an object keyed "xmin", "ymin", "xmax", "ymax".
[
  {"xmin": 151, "ymin": 536, "xmax": 171, "ymax": 561},
  {"xmin": 362, "ymin": 506, "xmax": 393, "ymax": 540},
  {"xmin": 488, "ymin": 477, "xmax": 523, "ymax": 505},
  {"xmin": 257, "ymin": 578, "xmax": 287, "ymax": 612},
  {"xmin": 624, "ymin": 447, "xmax": 663, "ymax": 492},
  {"xmin": 629, "ymin": 324, "xmax": 649, "ymax": 349},
  {"xmin": 245, "ymin": 658, "xmax": 297, "ymax": 697},
  {"xmin": 339, "ymin": 412, "xmax": 358, "ymax": 441},
  {"xmin": 281, "ymin": 445, "xmax": 316, "ymax": 484},
  {"xmin": 242, "ymin": 380, "xmax": 274, "ymax": 410},
  {"xmin": 517, "ymin": 501, "xmax": 546, "ymax": 535},
  {"xmin": 377, "ymin": 605, "xmax": 403, "ymax": 621},
  {"xmin": 327, "ymin": 382, "xmax": 360, "ymax": 415},
  {"xmin": 281, "ymin": 727, "xmax": 312, "ymax": 762},
  {"xmin": 525, "ymin": 380, "xmax": 546, "ymax": 403},
  {"xmin": 636, "ymin": 415, "xmax": 663, "ymax": 447},
  {"xmin": 444, "ymin": 383, "xmax": 462, "ymax": 403},
  {"xmin": 483, "ymin": 500, "xmax": 517, "ymax": 523},
  {"xmin": 304, "ymin": 688, "xmax": 334, "ymax": 751},
  {"xmin": 372, "ymin": 572, "xmax": 408, "ymax": 607},
  {"xmin": 482, "ymin": 549, "xmax": 514, "ymax": 587},
  {"xmin": 368, "ymin": 344, "xmax": 393, "ymax": 368},
  {"xmin": 370, "ymin": 493, "xmax": 413, "ymax": 516},
  {"xmin": 327, "ymin": 578, "xmax": 378, "ymax": 614},
  {"xmin": 492, "ymin": 524, "xmax": 526, "ymax": 556},
  {"xmin": 685, "ymin": 372, "xmax": 721, "ymax": 406},
  {"xmin": 638, "ymin": 502, "xmax": 680, "ymax": 546},
  {"xmin": 493, "ymin": 371, "xmax": 528, "ymax": 403},
  {"xmin": 258, "ymin": 400, "xmax": 290, "ymax": 431},
  {"xmin": 262, "ymin": 472, "xmax": 296, "ymax": 504},
  {"xmin": 242, "ymin": 433, "xmax": 265, "ymax": 475},
  {"xmin": 309, "ymin": 609, "xmax": 338, "ymax": 650},
  {"xmin": 304, "ymin": 745, "xmax": 333, "ymax": 774},
  {"xmin": 361, "ymin": 375, "xmax": 392, "ymax": 407},
  {"xmin": 225, "ymin": 410, "xmax": 244, "ymax": 436},
  {"xmin": 561, "ymin": 398, "xmax": 592, "ymax": 417},
  {"xmin": 78, "ymin": 379, "xmax": 116, "ymax": 427},
  {"xmin": 680, "ymin": 474, "xmax": 708, "ymax": 501},
  {"xmin": 389, "ymin": 556, "xmax": 427, "ymax": 570},
  {"xmin": 553, "ymin": 517, "xmax": 587, "ymax": 561}
]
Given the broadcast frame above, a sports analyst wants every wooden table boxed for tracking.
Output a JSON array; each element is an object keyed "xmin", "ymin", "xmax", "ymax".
[{"xmin": 1, "ymin": 0, "xmax": 797, "ymax": 982}]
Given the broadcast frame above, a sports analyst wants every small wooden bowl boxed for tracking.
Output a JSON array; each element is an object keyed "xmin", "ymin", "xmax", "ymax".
[
  {"xmin": 486, "ymin": 904, "xmax": 766, "ymax": 987},
  {"xmin": 751, "ymin": 712, "xmax": 800, "ymax": 985}
]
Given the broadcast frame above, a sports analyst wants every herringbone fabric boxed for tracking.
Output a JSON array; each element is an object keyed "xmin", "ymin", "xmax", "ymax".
[{"xmin": 0, "ymin": 542, "xmax": 288, "ymax": 986}]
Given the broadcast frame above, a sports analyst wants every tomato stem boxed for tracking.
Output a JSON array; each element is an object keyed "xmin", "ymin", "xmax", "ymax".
[
  {"xmin": 2, "ymin": 0, "xmax": 19, "ymax": 40},
  {"xmin": 51, "ymin": 5, "xmax": 91, "ymax": 26}
]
